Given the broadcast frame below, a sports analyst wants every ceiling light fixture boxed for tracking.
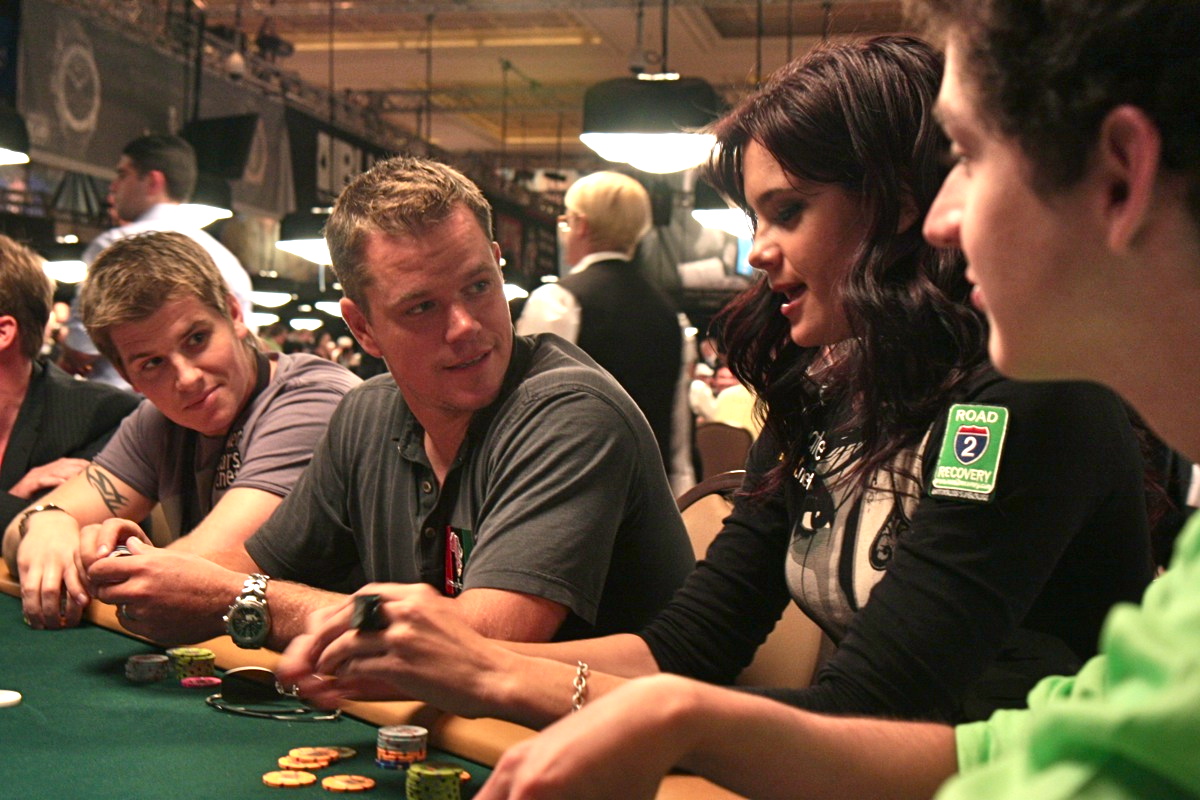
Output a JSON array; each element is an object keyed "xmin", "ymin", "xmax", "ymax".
[
  {"xmin": 39, "ymin": 238, "xmax": 87, "ymax": 284},
  {"xmin": 691, "ymin": 179, "xmax": 750, "ymax": 238},
  {"xmin": 289, "ymin": 317, "xmax": 323, "ymax": 331},
  {"xmin": 579, "ymin": 0, "xmax": 718, "ymax": 174},
  {"xmin": 314, "ymin": 300, "xmax": 342, "ymax": 317},
  {"xmin": 276, "ymin": 207, "xmax": 332, "ymax": 266},
  {"xmin": 179, "ymin": 172, "xmax": 234, "ymax": 229},
  {"xmin": 0, "ymin": 104, "xmax": 30, "ymax": 166},
  {"xmin": 251, "ymin": 290, "xmax": 293, "ymax": 308},
  {"xmin": 248, "ymin": 311, "xmax": 280, "ymax": 329}
]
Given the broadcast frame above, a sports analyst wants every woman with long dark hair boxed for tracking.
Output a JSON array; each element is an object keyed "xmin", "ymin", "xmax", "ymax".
[{"xmin": 278, "ymin": 33, "xmax": 1153, "ymax": 735}]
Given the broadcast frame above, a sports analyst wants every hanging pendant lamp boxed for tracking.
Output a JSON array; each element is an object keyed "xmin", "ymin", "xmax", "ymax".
[
  {"xmin": 579, "ymin": 0, "xmax": 719, "ymax": 174},
  {"xmin": 691, "ymin": 179, "xmax": 750, "ymax": 237},
  {"xmin": 0, "ymin": 105, "xmax": 30, "ymax": 166}
]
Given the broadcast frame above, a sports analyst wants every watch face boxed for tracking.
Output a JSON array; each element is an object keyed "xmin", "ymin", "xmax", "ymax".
[
  {"xmin": 230, "ymin": 607, "xmax": 264, "ymax": 634},
  {"xmin": 229, "ymin": 604, "xmax": 268, "ymax": 645}
]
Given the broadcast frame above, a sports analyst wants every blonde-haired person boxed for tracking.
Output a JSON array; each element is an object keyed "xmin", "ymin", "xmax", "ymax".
[
  {"xmin": 0, "ymin": 234, "xmax": 139, "ymax": 530},
  {"xmin": 517, "ymin": 171, "xmax": 694, "ymax": 493},
  {"xmin": 4, "ymin": 231, "xmax": 360, "ymax": 639}
]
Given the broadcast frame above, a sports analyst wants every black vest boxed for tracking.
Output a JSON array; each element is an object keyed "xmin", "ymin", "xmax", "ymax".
[{"xmin": 559, "ymin": 259, "xmax": 682, "ymax": 468}]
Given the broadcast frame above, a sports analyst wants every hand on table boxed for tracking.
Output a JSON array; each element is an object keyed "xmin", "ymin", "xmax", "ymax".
[
  {"xmin": 16, "ymin": 515, "xmax": 88, "ymax": 629},
  {"xmin": 8, "ymin": 458, "xmax": 91, "ymax": 500},
  {"xmin": 277, "ymin": 582, "xmax": 513, "ymax": 718},
  {"xmin": 477, "ymin": 674, "xmax": 693, "ymax": 800},
  {"xmin": 87, "ymin": 538, "xmax": 238, "ymax": 644}
]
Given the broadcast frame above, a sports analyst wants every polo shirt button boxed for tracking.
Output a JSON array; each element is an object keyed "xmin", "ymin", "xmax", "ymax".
[
  {"xmin": 421, "ymin": 480, "xmax": 433, "ymax": 493},
  {"xmin": 423, "ymin": 527, "xmax": 435, "ymax": 539}
]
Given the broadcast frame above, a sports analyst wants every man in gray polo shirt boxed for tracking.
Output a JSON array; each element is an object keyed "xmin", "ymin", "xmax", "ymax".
[{"xmin": 83, "ymin": 156, "xmax": 694, "ymax": 650}]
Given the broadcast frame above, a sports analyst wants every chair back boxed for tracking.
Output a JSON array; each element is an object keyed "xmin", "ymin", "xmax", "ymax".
[
  {"xmin": 677, "ymin": 470, "xmax": 825, "ymax": 689},
  {"xmin": 694, "ymin": 421, "xmax": 753, "ymax": 480}
]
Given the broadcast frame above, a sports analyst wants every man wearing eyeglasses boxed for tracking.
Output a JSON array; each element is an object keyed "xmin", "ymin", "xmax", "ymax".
[{"xmin": 517, "ymin": 171, "xmax": 694, "ymax": 494}]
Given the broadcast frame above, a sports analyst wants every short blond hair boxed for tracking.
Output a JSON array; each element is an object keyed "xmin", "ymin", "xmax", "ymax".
[
  {"xmin": 80, "ymin": 231, "xmax": 233, "ymax": 369},
  {"xmin": 0, "ymin": 235, "xmax": 53, "ymax": 361},
  {"xmin": 564, "ymin": 171, "xmax": 652, "ymax": 256},
  {"xmin": 326, "ymin": 155, "xmax": 493, "ymax": 316}
]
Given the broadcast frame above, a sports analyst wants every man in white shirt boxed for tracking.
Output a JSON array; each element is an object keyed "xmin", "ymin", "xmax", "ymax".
[{"xmin": 61, "ymin": 134, "xmax": 253, "ymax": 389}]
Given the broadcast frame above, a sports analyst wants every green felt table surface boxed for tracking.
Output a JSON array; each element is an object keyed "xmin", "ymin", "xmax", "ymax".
[{"xmin": 0, "ymin": 593, "xmax": 487, "ymax": 798}]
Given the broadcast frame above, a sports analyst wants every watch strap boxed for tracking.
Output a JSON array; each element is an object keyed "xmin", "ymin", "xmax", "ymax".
[
  {"xmin": 238, "ymin": 573, "xmax": 269, "ymax": 601},
  {"xmin": 17, "ymin": 504, "xmax": 72, "ymax": 540}
]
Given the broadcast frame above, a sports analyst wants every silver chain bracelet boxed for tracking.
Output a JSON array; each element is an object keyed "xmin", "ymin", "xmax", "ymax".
[{"xmin": 571, "ymin": 660, "xmax": 590, "ymax": 713}]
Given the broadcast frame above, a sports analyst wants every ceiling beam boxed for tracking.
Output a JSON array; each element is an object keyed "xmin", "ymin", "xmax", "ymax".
[{"xmin": 226, "ymin": 1, "xmax": 873, "ymax": 16}]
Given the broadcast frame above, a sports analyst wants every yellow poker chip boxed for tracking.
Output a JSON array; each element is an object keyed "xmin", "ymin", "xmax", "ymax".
[
  {"xmin": 278, "ymin": 755, "xmax": 330, "ymax": 770},
  {"xmin": 289, "ymin": 747, "xmax": 341, "ymax": 761},
  {"xmin": 263, "ymin": 770, "xmax": 317, "ymax": 788},
  {"xmin": 321, "ymin": 774, "xmax": 376, "ymax": 792},
  {"xmin": 328, "ymin": 746, "xmax": 357, "ymax": 761}
]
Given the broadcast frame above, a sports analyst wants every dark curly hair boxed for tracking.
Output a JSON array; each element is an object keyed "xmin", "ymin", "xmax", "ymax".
[
  {"xmin": 704, "ymin": 35, "xmax": 988, "ymax": 498},
  {"xmin": 907, "ymin": 0, "xmax": 1200, "ymax": 224}
]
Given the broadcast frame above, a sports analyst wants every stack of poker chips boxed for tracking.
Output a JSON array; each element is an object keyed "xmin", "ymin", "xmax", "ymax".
[
  {"xmin": 376, "ymin": 725, "xmax": 428, "ymax": 769},
  {"xmin": 405, "ymin": 763, "xmax": 462, "ymax": 800},
  {"xmin": 124, "ymin": 653, "xmax": 170, "ymax": 683},
  {"xmin": 165, "ymin": 646, "xmax": 216, "ymax": 679}
]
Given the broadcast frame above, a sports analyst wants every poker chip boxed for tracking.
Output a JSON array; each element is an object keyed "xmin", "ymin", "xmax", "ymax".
[
  {"xmin": 262, "ymin": 770, "xmax": 317, "ymax": 788},
  {"xmin": 376, "ymin": 725, "xmax": 427, "ymax": 768},
  {"xmin": 328, "ymin": 746, "xmax": 357, "ymax": 761},
  {"xmin": 124, "ymin": 654, "xmax": 170, "ymax": 683},
  {"xmin": 108, "ymin": 545, "xmax": 133, "ymax": 557},
  {"xmin": 322, "ymin": 775, "xmax": 376, "ymax": 792},
  {"xmin": 181, "ymin": 676, "xmax": 222, "ymax": 689},
  {"xmin": 166, "ymin": 647, "xmax": 216, "ymax": 679},
  {"xmin": 289, "ymin": 747, "xmax": 342, "ymax": 762},
  {"xmin": 0, "ymin": 690, "xmax": 22, "ymax": 708},
  {"xmin": 423, "ymin": 763, "xmax": 470, "ymax": 782},
  {"xmin": 279, "ymin": 755, "xmax": 330, "ymax": 770},
  {"xmin": 405, "ymin": 763, "xmax": 461, "ymax": 800}
]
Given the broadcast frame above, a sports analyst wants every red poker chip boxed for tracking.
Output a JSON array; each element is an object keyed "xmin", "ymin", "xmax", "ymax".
[{"xmin": 181, "ymin": 676, "xmax": 222, "ymax": 689}]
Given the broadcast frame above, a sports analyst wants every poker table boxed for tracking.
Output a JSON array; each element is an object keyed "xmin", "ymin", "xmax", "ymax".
[{"xmin": 0, "ymin": 567, "xmax": 740, "ymax": 799}]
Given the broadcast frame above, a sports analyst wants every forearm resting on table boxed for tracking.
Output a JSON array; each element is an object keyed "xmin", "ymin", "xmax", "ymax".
[
  {"xmin": 4, "ymin": 466, "xmax": 149, "ymax": 574},
  {"xmin": 668, "ymin": 681, "xmax": 958, "ymax": 800},
  {"xmin": 485, "ymin": 635, "xmax": 659, "ymax": 729},
  {"xmin": 478, "ymin": 651, "xmax": 639, "ymax": 730},
  {"xmin": 504, "ymin": 633, "xmax": 659, "ymax": 678},
  {"xmin": 263, "ymin": 580, "xmax": 349, "ymax": 651}
]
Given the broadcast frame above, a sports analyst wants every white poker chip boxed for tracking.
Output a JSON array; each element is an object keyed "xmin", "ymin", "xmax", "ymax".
[{"xmin": 0, "ymin": 690, "xmax": 23, "ymax": 708}]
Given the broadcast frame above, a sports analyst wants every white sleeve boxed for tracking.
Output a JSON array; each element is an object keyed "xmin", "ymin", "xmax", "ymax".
[
  {"xmin": 668, "ymin": 316, "xmax": 697, "ymax": 495},
  {"xmin": 514, "ymin": 283, "xmax": 582, "ymax": 344},
  {"xmin": 1188, "ymin": 463, "xmax": 1200, "ymax": 508}
]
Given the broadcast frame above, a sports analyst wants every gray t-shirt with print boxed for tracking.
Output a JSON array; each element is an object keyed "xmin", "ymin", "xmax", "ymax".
[{"xmin": 94, "ymin": 352, "xmax": 361, "ymax": 539}]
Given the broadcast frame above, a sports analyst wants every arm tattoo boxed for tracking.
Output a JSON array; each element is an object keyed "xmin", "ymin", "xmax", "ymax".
[{"xmin": 86, "ymin": 466, "xmax": 128, "ymax": 517}]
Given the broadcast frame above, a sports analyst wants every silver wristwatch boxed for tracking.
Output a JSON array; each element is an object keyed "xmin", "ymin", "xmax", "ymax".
[{"xmin": 223, "ymin": 573, "xmax": 271, "ymax": 649}]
